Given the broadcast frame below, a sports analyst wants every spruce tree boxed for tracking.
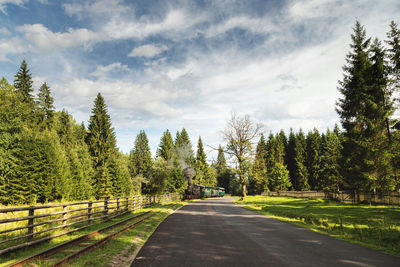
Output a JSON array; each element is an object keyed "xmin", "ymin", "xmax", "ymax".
[
  {"xmin": 336, "ymin": 21, "xmax": 373, "ymax": 193},
  {"xmin": 14, "ymin": 60, "xmax": 34, "ymax": 105},
  {"xmin": 337, "ymin": 22, "xmax": 396, "ymax": 193},
  {"xmin": 251, "ymin": 134, "xmax": 268, "ymax": 194},
  {"xmin": 293, "ymin": 129, "xmax": 309, "ymax": 190},
  {"xmin": 175, "ymin": 128, "xmax": 194, "ymax": 165},
  {"xmin": 215, "ymin": 145, "xmax": 231, "ymax": 191},
  {"xmin": 195, "ymin": 136, "xmax": 208, "ymax": 185},
  {"xmin": 306, "ymin": 129, "xmax": 321, "ymax": 190},
  {"xmin": 37, "ymin": 82, "xmax": 55, "ymax": 129},
  {"xmin": 86, "ymin": 93, "xmax": 117, "ymax": 198},
  {"xmin": 156, "ymin": 130, "xmax": 175, "ymax": 162},
  {"xmin": 286, "ymin": 129, "xmax": 296, "ymax": 189},
  {"xmin": 320, "ymin": 129, "xmax": 343, "ymax": 192},
  {"xmin": 386, "ymin": 21, "xmax": 400, "ymax": 89},
  {"xmin": 129, "ymin": 130, "xmax": 153, "ymax": 193}
]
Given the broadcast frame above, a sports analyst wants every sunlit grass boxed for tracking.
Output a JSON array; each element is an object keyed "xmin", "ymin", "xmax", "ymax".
[{"xmin": 235, "ymin": 195, "xmax": 400, "ymax": 257}]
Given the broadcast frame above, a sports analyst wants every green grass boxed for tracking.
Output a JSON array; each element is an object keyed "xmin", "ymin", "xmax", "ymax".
[
  {"xmin": 235, "ymin": 195, "xmax": 400, "ymax": 257},
  {"xmin": 0, "ymin": 201, "xmax": 185, "ymax": 266}
]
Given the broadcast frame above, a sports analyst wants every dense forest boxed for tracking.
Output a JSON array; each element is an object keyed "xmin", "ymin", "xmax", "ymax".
[{"xmin": 0, "ymin": 21, "xmax": 399, "ymax": 204}]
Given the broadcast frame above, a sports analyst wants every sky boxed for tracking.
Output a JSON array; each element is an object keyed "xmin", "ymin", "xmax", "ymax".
[{"xmin": 1, "ymin": 0, "xmax": 400, "ymax": 161}]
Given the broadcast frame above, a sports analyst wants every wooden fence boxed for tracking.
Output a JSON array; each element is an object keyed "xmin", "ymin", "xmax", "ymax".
[
  {"xmin": 262, "ymin": 190, "xmax": 400, "ymax": 205},
  {"xmin": 0, "ymin": 193, "xmax": 180, "ymax": 255}
]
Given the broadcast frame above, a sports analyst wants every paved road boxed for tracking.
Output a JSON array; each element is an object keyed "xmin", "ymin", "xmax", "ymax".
[{"xmin": 132, "ymin": 198, "xmax": 400, "ymax": 267}]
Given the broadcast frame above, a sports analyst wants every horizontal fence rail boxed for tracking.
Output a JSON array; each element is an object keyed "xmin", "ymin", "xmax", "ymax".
[
  {"xmin": 262, "ymin": 190, "xmax": 400, "ymax": 205},
  {"xmin": 0, "ymin": 193, "xmax": 180, "ymax": 255}
]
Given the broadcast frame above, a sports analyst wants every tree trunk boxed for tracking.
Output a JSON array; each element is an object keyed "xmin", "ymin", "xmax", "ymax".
[{"xmin": 242, "ymin": 183, "xmax": 247, "ymax": 197}]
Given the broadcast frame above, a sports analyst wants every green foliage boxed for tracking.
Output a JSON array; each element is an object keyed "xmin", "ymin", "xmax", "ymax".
[
  {"xmin": 129, "ymin": 130, "xmax": 153, "ymax": 193},
  {"xmin": 86, "ymin": 93, "xmax": 118, "ymax": 198},
  {"xmin": 14, "ymin": 60, "xmax": 34, "ymax": 105},
  {"xmin": 292, "ymin": 130, "xmax": 309, "ymax": 190},
  {"xmin": 337, "ymin": 21, "xmax": 396, "ymax": 193},
  {"xmin": 148, "ymin": 158, "xmax": 170, "ymax": 194},
  {"xmin": 306, "ymin": 129, "xmax": 321, "ymax": 190},
  {"xmin": 250, "ymin": 134, "xmax": 268, "ymax": 194},
  {"xmin": 167, "ymin": 158, "xmax": 186, "ymax": 193},
  {"xmin": 37, "ymin": 82, "xmax": 55, "ymax": 129},
  {"xmin": 320, "ymin": 130, "xmax": 343, "ymax": 192},
  {"xmin": 156, "ymin": 130, "xmax": 175, "ymax": 162},
  {"xmin": 268, "ymin": 162, "xmax": 292, "ymax": 192},
  {"xmin": 174, "ymin": 128, "xmax": 194, "ymax": 165}
]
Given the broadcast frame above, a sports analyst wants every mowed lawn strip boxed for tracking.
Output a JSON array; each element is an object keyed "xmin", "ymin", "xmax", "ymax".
[{"xmin": 235, "ymin": 195, "xmax": 400, "ymax": 257}]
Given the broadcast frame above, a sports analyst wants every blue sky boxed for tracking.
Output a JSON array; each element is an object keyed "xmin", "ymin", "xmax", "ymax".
[{"xmin": 1, "ymin": 0, "xmax": 400, "ymax": 161}]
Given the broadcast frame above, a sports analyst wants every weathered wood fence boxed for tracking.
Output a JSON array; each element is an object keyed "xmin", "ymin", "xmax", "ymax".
[
  {"xmin": 262, "ymin": 190, "xmax": 400, "ymax": 205},
  {"xmin": 0, "ymin": 193, "xmax": 180, "ymax": 255}
]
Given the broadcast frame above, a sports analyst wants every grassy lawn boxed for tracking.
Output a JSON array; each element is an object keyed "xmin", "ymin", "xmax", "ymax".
[
  {"xmin": 235, "ymin": 195, "xmax": 400, "ymax": 257},
  {"xmin": 1, "ymin": 201, "xmax": 185, "ymax": 267}
]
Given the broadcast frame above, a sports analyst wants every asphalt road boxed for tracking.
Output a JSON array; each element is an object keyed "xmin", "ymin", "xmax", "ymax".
[{"xmin": 132, "ymin": 198, "xmax": 400, "ymax": 267}]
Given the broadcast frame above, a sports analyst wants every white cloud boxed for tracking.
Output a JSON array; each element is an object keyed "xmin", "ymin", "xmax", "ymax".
[
  {"xmin": 0, "ymin": 0, "xmax": 27, "ymax": 15},
  {"xmin": 17, "ymin": 24, "xmax": 100, "ymax": 51},
  {"xmin": 0, "ymin": 27, "xmax": 11, "ymax": 35},
  {"xmin": 90, "ymin": 62, "xmax": 131, "ymax": 78},
  {"xmin": 128, "ymin": 44, "xmax": 168, "ymax": 58}
]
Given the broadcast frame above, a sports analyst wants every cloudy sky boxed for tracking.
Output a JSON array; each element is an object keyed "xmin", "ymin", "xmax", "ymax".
[{"xmin": 1, "ymin": 0, "xmax": 400, "ymax": 160}]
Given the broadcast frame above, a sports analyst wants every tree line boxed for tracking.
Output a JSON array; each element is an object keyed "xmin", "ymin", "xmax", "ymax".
[
  {"xmin": 1, "ymin": 20, "xmax": 399, "ymax": 203},
  {"xmin": 0, "ymin": 61, "xmax": 222, "ymax": 205},
  {"xmin": 228, "ymin": 21, "xmax": 400, "ymax": 196}
]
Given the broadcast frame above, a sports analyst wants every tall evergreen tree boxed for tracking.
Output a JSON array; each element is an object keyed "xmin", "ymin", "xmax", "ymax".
[
  {"xmin": 306, "ymin": 129, "xmax": 321, "ymax": 190},
  {"xmin": 336, "ymin": 21, "xmax": 373, "ymax": 193},
  {"xmin": 86, "ymin": 93, "xmax": 117, "ymax": 198},
  {"xmin": 286, "ymin": 129, "xmax": 296, "ymax": 189},
  {"xmin": 129, "ymin": 130, "xmax": 153, "ymax": 193},
  {"xmin": 195, "ymin": 136, "xmax": 208, "ymax": 185},
  {"xmin": 14, "ymin": 60, "xmax": 34, "ymax": 105},
  {"xmin": 37, "ymin": 82, "xmax": 55, "ymax": 129},
  {"xmin": 320, "ymin": 129, "xmax": 343, "ymax": 192},
  {"xmin": 293, "ymin": 129, "xmax": 309, "ymax": 190},
  {"xmin": 251, "ymin": 134, "xmax": 268, "ymax": 194},
  {"xmin": 175, "ymin": 128, "xmax": 194, "ymax": 165},
  {"xmin": 337, "ymin": 22, "xmax": 396, "ymax": 193},
  {"xmin": 386, "ymin": 21, "xmax": 400, "ymax": 89},
  {"xmin": 156, "ymin": 130, "xmax": 175, "ymax": 162}
]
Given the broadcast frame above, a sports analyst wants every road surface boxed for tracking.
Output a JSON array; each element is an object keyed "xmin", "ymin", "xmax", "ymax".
[{"xmin": 132, "ymin": 198, "xmax": 400, "ymax": 267}]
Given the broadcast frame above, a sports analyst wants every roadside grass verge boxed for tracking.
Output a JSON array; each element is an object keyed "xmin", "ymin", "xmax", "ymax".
[
  {"xmin": 0, "ymin": 201, "xmax": 185, "ymax": 267},
  {"xmin": 235, "ymin": 195, "xmax": 400, "ymax": 257}
]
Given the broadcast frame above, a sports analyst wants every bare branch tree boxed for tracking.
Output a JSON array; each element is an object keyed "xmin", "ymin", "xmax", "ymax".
[{"xmin": 221, "ymin": 112, "xmax": 263, "ymax": 197}]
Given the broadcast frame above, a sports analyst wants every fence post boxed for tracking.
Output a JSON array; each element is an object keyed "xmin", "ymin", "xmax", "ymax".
[
  {"xmin": 104, "ymin": 197, "xmax": 109, "ymax": 218},
  {"xmin": 117, "ymin": 198, "xmax": 120, "ymax": 214},
  {"xmin": 126, "ymin": 197, "xmax": 129, "ymax": 211},
  {"xmin": 27, "ymin": 207, "xmax": 34, "ymax": 241},
  {"xmin": 88, "ymin": 201, "xmax": 92, "ymax": 223},
  {"xmin": 62, "ymin": 205, "xmax": 67, "ymax": 227}
]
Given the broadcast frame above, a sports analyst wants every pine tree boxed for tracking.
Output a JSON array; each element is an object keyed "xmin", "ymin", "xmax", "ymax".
[
  {"xmin": 293, "ymin": 129, "xmax": 309, "ymax": 190},
  {"xmin": 156, "ymin": 130, "xmax": 175, "ymax": 162},
  {"xmin": 306, "ymin": 129, "xmax": 321, "ymax": 190},
  {"xmin": 386, "ymin": 21, "xmax": 400, "ymax": 89},
  {"xmin": 129, "ymin": 130, "xmax": 153, "ymax": 194},
  {"xmin": 336, "ymin": 21, "xmax": 373, "ymax": 193},
  {"xmin": 175, "ymin": 128, "xmax": 194, "ymax": 165},
  {"xmin": 86, "ymin": 93, "xmax": 117, "ymax": 198},
  {"xmin": 320, "ymin": 129, "xmax": 343, "ymax": 192},
  {"xmin": 269, "ymin": 162, "xmax": 292, "ymax": 192},
  {"xmin": 215, "ymin": 145, "xmax": 231, "ymax": 191},
  {"xmin": 251, "ymin": 134, "xmax": 268, "ymax": 194},
  {"xmin": 286, "ymin": 129, "xmax": 296, "ymax": 189},
  {"xmin": 337, "ymin": 22, "xmax": 396, "ymax": 193},
  {"xmin": 37, "ymin": 82, "xmax": 55, "ymax": 129},
  {"xmin": 195, "ymin": 136, "xmax": 208, "ymax": 185},
  {"xmin": 14, "ymin": 60, "xmax": 34, "ymax": 105},
  {"xmin": 367, "ymin": 38, "xmax": 396, "ymax": 192}
]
